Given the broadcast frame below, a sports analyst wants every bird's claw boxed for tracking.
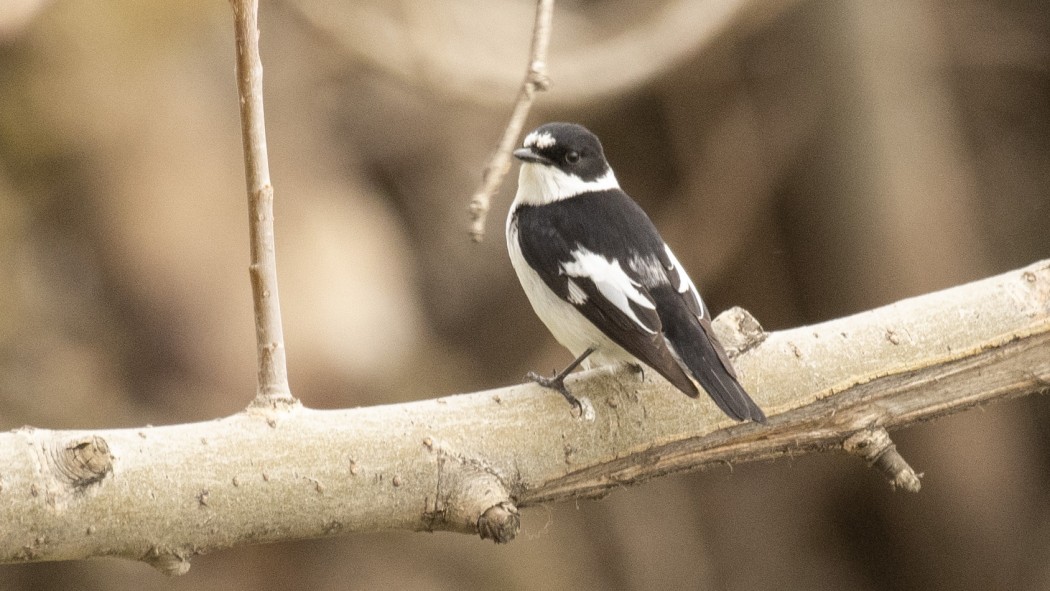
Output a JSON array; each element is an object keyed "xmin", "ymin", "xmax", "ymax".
[{"xmin": 526, "ymin": 370, "xmax": 583, "ymax": 416}]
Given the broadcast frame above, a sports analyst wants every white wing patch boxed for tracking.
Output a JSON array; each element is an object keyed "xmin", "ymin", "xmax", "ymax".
[
  {"xmin": 565, "ymin": 278, "xmax": 588, "ymax": 305},
  {"xmin": 561, "ymin": 247, "xmax": 656, "ymax": 334},
  {"xmin": 628, "ymin": 252, "xmax": 670, "ymax": 288},
  {"xmin": 663, "ymin": 244, "xmax": 706, "ymax": 318},
  {"xmin": 523, "ymin": 130, "xmax": 557, "ymax": 149}
]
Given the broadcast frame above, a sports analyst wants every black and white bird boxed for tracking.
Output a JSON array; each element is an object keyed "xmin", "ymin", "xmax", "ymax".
[{"xmin": 506, "ymin": 122, "xmax": 765, "ymax": 423}]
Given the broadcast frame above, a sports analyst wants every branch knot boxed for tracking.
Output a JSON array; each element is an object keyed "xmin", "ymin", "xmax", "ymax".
[
  {"xmin": 50, "ymin": 436, "xmax": 113, "ymax": 487},
  {"xmin": 478, "ymin": 502, "xmax": 520, "ymax": 544},
  {"xmin": 844, "ymin": 428, "xmax": 922, "ymax": 492},
  {"xmin": 427, "ymin": 448, "xmax": 519, "ymax": 542},
  {"xmin": 712, "ymin": 306, "xmax": 767, "ymax": 356}
]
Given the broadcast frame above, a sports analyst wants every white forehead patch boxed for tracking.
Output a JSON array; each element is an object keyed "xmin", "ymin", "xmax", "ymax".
[{"xmin": 523, "ymin": 130, "xmax": 557, "ymax": 149}]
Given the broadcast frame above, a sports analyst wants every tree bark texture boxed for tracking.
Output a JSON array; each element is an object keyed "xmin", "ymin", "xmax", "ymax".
[{"xmin": 0, "ymin": 260, "xmax": 1047, "ymax": 574}]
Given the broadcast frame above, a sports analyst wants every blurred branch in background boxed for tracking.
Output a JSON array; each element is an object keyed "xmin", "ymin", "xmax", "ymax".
[
  {"xmin": 0, "ymin": 0, "xmax": 51, "ymax": 39},
  {"xmin": 289, "ymin": 0, "xmax": 804, "ymax": 106},
  {"xmin": 1, "ymin": 259, "xmax": 1047, "ymax": 574}
]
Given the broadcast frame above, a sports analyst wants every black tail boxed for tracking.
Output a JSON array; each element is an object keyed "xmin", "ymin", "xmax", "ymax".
[
  {"xmin": 685, "ymin": 328, "xmax": 765, "ymax": 422},
  {"xmin": 662, "ymin": 305, "xmax": 766, "ymax": 422}
]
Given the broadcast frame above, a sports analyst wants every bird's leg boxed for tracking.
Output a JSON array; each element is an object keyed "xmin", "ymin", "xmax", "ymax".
[{"xmin": 527, "ymin": 347, "xmax": 595, "ymax": 411}]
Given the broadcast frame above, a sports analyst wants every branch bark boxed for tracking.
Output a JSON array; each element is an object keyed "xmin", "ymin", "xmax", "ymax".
[
  {"xmin": 467, "ymin": 0, "xmax": 555, "ymax": 242},
  {"xmin": 1, "ymin": 260, "xmax": 1047, "ymax": 574},
  {"xmin": 232, "ymin": 0, "xmax": 294, "ymax": 405}
]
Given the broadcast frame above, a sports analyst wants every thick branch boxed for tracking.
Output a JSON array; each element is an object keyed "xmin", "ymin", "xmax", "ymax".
[
  {"xmin": 467, "ymin": 0, "xmax": 554, "ymax": 242},
  {"xmin": 231, "ymin": 0, "xmax": 294, "ymax": 405},
  {"xmin": 1, "ymin": 260, "xmax": 1047, "ymax": 573}
]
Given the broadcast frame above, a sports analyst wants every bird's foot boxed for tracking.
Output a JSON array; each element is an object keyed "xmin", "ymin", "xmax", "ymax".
[{"xmin": 526, "ymin": 370, "xmax": 583, "ymax": 416}]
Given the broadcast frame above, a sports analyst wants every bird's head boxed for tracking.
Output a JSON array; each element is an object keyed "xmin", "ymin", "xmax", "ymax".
[{"xmin": 513, "ymin": 122, "xmax": 619, "ymax": 205}]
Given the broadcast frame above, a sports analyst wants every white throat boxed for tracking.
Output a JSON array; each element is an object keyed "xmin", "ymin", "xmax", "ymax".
[{"xmin": 513, "ymin": 163, "xmax": 620, "ymax": 206}]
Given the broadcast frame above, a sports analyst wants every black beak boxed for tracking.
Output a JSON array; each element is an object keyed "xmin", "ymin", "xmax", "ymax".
[{"xmin": 513, "ymin": 147, "xmax": 552, "ymax": 165}]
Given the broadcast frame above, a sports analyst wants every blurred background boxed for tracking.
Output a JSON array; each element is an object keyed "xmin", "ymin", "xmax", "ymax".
[{"xmin": 1, "ymin": 0, "xmax": 1049, "ymax": 589}]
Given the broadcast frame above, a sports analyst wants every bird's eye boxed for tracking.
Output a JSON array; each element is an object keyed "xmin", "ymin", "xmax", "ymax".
[{"xmin": 565, "ymin": 151, "xmax": 580, "ymax": 164}]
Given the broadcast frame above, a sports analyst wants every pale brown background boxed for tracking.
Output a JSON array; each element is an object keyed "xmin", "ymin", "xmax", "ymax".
[{"xmin": 2, "ymin": 0, "xmax": 1049, "ymax": 589}]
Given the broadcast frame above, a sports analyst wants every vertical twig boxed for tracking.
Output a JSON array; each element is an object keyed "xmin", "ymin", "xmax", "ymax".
[
  {"xmin": 231, "ymin": 0, "xmax": 295, "ymax": 406},
  {"xmin": 467, "ymin": 0, "xmax": 555, "ymax": 243}
]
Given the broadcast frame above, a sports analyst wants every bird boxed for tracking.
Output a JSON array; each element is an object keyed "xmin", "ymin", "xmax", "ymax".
[{"xmin": 505, "ymin": 122, "xmax": 766, "ymax": 423}]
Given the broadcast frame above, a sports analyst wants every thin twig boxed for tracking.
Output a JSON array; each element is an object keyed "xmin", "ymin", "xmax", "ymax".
[
  {"xmin": 231, "ymin": 0, "xmax": 295, "ymax": 405},
  {"xmin": 467, "ymin": 0, "xmax": 555, "ymax": 243}
]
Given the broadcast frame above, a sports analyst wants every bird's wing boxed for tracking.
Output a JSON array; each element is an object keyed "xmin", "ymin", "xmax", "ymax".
[
  {"xmin": 655, "ymin": 244, "xmax": 738, "ymax": 378},
  {"xmin": 514, "ymin": 204, "xmax": 698, "ymax": 396},
  {"xmin": 654, "ymin": 244, "xmax": 765, "ymax": 421},
  {"xmin": 513, "ymin": 193, "xmax": 764, "ymax": 421}
]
